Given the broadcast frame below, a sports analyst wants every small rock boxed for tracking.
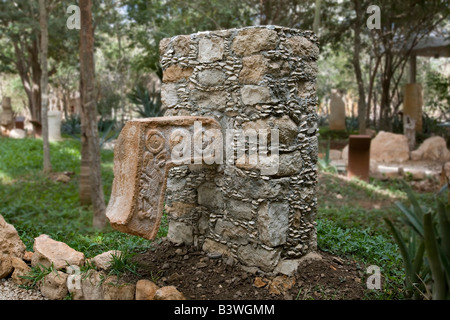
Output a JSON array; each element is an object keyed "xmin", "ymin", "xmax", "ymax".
[
  {"xmin": 92, "ymin": 250, "xmax": 121, "ymax": 270},
  {"xmin": 154, "ymin": 286, "xmax": 186, "ymax": 300},
  {"xmin": 11, "ymin": 257, "xmax": 32, "ymax": 286},
  {"xmin": 9, "ymin": 129, "xmax": 26, "ymax": 139},
  {"xmin": 81, "ymin": 270, "xmax": 105, "ymax": 300},
  {"xmin": 196, "ymin": 262, "xmax": 208, "ymax": 268},
  {"xmin": 274, "ymin": 259, "xmax": 301, "ymax": 276},
  {"xmin": 0, "ymin": 215, "xmax": 26, "ymax": 260},
  {"xmin": 382, "ymin": 171, "xmax": 399, "ymax": 180},
  {"xmin": 32, "ymin": 234, "xmax": 85, "ymax": 270},
  {"xmin": 103, "ymin": 276, "xmax": 135, "ymax": 300},
  {"xmin": 371, "ymin": 131, "xmax": 410, "ymax": 163},
  {"xmin": 207, "ymin": 253, "xmax": 222, "ymax": 259},
  {"xmin": 298, "ymin": 252, "xmax": 323, "ymax": 265},
  {"xmin": 226, "ymin": 256, "xmax": 234, "ymax": 267},
  {"xmin": 136, "ymin": 279, "xmax": 159, "ymax": 300},
  {"xmin": 407, "ymin": 170, "xmax": 426, "ymax": 181},
  {"xmin": 411, "ymin": 136, "xmax": 450, "ymax": 161},
  {"xmin": 332, "ymin": 257, "xmax": 344, "ymax": 265},
  {"xmin": 168, "ymin": 272, "xmax": 182, "ymax": 282},
  {"xmin": 23, "ymin": 251, "xmax": 33, "ymax": 262},
  {"xmin": 40, "ymin": 271, "xmax": 69, "ymax": 300},
  {"xmin": 0, "ymin": 255, "xmax": 13, "ymax": 279},
  {"xmin": 55, "ymin": 174, "xmax": 70, "ymax": 183},
  {"xmin": 253, "ymin": 277, "xmax": 268, "ymax": 288},
  {"xmin": 268, "ymin": 275, "xmax": 295, "ymax": 295}
]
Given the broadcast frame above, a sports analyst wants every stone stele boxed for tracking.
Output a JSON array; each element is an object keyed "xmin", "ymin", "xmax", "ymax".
[{"xmin": 106, "ymin": 116, "xmax": 221, "ymax": 240}]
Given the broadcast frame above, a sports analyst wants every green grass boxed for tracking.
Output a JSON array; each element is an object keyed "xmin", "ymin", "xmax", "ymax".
[
  {"xmin": 316, "ymin": 219, "xmax": 405, "ymax": 299},
  {"xmin": 316, "ymin": 170, "xmax": 437, "ymax": 299},
  {"xmin": 108, "ymin": 250, "xmax": 140, "ymax": 278},
  {"xmin": 0, "ymin": 136, "xmax": 156, "ymax": 258}
]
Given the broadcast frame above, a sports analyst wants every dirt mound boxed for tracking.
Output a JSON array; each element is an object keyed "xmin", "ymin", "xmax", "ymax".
[{"xmin": 125, "ymin": 239, "xmax": 367, "ymax": 300}]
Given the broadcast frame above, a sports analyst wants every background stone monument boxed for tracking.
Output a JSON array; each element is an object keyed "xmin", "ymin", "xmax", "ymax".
[
  {"xmin": 328, "ymin": 89, "xmax": 346, "ymax": 131},
  {"xmin": 403, "ymin": 83, "xmax": 423, "ymax": 133},
  {"xmin": 48, "ymin": 110, "xmax": 62, "ymax": 141},
  {"xmin": 0, "ymin": 97, "xmax": 14, "ymax": 136},
  {"xmin": 158, "ymin": 26, "xmax": 319, "ymax": 273}
]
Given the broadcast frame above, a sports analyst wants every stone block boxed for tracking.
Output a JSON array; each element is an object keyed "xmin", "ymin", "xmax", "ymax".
[
  {"xmin": 239, "ymin": 55, "xmax": 268, "ymax": 84},
  {"xmin": 241, "ymin": 85, "xmax": 273, "ymax": 105},
  {"xmin": 227, "ymin": 199, "xmax": 253, "ymax": 220},
  {"xmin": 285, "ymin": 36, "xmax": 319, "ymax": 59},
  {"xmin": 236, "ymin": 245, "xmax": 281, "ymax": 272},
  {"xmin": 167, "ymin": 221, "xmax": 194, "ymax": 245},
  {"xmin": 198, "ymin": 36, "xmax": 224, "ymax": 62},
  {"xmin": 197, "ymin": 182, "xmax": 224, "ymax": 210},
  {"xmin": 257, "ymin": 201, "xmax": 290, "ymax": 247},
  {"xmin": 198, "ymin": 69, "xmax": 226, "ymax": 86},
  {"xmin": 163, "ymin": 65, "xmax": 193, "ymax": 83},
  {"xmin": 232, "ymin": 28, "xmax": 278, "ymax": 56}
]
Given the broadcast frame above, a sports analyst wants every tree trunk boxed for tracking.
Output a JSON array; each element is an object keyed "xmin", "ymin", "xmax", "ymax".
[
  {"xmin": 39, "ymin": 0, "xmax": 51, "ymax": 173},
  {"xmin": 12, "ymin": 39, "xmax": 41, "ymax": 129},
  {"xmin": 313, "ymin": 0, "xmax": 321, "ymax": 35},
  {"xmin": 380, "ymin": 72, "xmax": 392, "ymax": 131},
  {"xmin": 79, "ymin": 105, "xmax": 92, "ymax": 206},
  {"xmin": 79, "ymin": 0, "xmax": 107, "ymax": 229},
  {"xmin": 366, "ymin": 55, "xmax": 381, "ymax": 128},
  {"xmin": 352, "ymin": 0, "xmax": 366, "ymax": 135},
  {"xmin": 30, "ymin": 39, "xmax": 42, "ymax": 124}
]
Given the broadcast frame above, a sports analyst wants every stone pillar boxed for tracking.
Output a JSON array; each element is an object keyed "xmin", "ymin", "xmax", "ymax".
[
  {"xmin": 0, "ymin": 97, "xmax": 14, "ymax": 136},
  {"xmin": 403, "ymin": 83, "xmax": 423, "ymax": 133},
  {"xmin": 160, "ymin": 26, "xmax": 319, "ymax": 273},
  {"xmin": 48, "ymin": 110, "xmax": 62, "ymax": 141},
  {"xmin": 328, "ymin": 89, "xmax": 346, "ymax": 131}
]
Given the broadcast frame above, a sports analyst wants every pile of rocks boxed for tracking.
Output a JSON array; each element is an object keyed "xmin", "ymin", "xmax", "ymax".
[
  {"xmin": 0, "ymin": 215, "xmax": 186, "ymax": 300},
  {"xmin": 328, "ymin": 132, "xmax": 450, "ymax": 180}
]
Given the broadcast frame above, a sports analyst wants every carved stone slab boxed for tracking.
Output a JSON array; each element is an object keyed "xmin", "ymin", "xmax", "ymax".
[{"xmin": 106, "ymin": 116, "xmax": 221, "ymax": 240}]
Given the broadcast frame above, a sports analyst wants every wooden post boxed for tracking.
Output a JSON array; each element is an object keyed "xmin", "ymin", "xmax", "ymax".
[{"xmin": 347, "ymin": 135, "xmax": 372, "ymax": 182}]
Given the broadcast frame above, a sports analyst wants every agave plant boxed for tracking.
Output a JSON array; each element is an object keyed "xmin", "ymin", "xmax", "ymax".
[
  {"xmin": 384, "ymin": 180, "xmax": 450, "ymax": 300},
  {"xmin": 318, "ymin": 138, "xmax": 338, "ymax": 173},
  {"xmin": 127, "ymin": 82, "xmax": 162, "ymax": 118}
]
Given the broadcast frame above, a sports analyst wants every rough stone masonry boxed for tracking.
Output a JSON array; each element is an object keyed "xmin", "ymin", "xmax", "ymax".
[{"xmin": 158, "ymin": 26, "xmax": 319, "ymax": 273}]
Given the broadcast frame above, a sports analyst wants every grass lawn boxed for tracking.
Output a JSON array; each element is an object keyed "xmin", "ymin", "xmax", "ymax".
[
  {"xmin": 0, "ymin": 136, "xmax": 163, "ymax": 258},
  {"xmin": 0, "ymin": 135, "xmax": 439, "ymax": 299}
]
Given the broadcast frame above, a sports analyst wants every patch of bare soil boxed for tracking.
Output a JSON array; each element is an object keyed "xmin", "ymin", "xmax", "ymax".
[{"xmin": 125, "ymin": 239, "xmax": 367, "ymax": 300}]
